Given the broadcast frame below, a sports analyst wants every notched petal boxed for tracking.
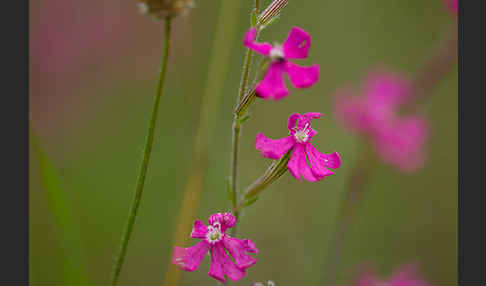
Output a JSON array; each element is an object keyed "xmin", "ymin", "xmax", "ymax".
[
  {"xmin": 172, "ymin": 241, "xmax": 210, "ymax": 272},
  {"xmin": 255, "ymin": 62, "xmax": 289, "ymax": 100},
  {"xmin": 243, "ymin": 27, "xmax": 273, "ymax": 56},
  {"xmin": 255, "ymin": 133, "xmax": 295, "ymax": 160},
  {"xmin": 282, "ymin": 26, "xmax": 312, "ymax": 59},
  {"xmin": 285, "ymin": 62, "xmax": 319, "ymax": 88}
]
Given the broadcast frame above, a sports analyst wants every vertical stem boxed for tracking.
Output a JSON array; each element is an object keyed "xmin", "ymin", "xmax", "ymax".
[
  {"xmin": 405, "ymin": 23, "xmax": 457, "ymax": 113},
  {"xmin": 110, "ymin": 18, "xmax": 172, "ymax": 286},
  {"xmin": 322, "ymin": 142, "xmax": 375, "ymax": 286},
  {"xmin": 231, "ymin": 117, "xmax": 241, "ymax": 211},
  {"xmin": 230, "ymin": 0, "xmax": 261, "ymax": 237},
  {"xmin": 163, "ymin": 1, "xmax": 245, "ymax": 285}
]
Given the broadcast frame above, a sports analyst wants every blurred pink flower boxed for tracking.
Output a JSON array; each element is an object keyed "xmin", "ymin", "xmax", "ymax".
[
  {"xmin": 243, "ymin": 26, "xmax": 319, "ymax": 100},
  {"xmin": 334, "ymin": 69, "xmax": 428, "ymax": 172},
  {"xmin": 172, "ymin": 212, "xmax": 258, "ymax": 283},
  {"xmin": 356, "ymin": 264, "xmax": 430, "ymax": 286},
  {"xmin": 256, "ymin": 112, "xmax": 341, "ymax": 182},
  {"xmin": 444, "ymin": 0, "xmax": 458, "ymax": 15}
]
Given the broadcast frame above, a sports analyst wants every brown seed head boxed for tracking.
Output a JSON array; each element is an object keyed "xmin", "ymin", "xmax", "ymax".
[{"xmin": 138, "ymin": 0, "xmax": 195, "ymax": 19}]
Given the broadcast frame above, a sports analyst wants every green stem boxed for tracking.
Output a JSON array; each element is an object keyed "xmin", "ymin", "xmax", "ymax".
[
  {"xmin": 110, "ymin": 18, "xmax": 172, "ymax": 286},
  {"xmin": 230, "ymin": 1, "xmax": 261, "ymax": 227},
  {"xmin": 322, "ymin": 142, "xmax": 375, "ymax": 286}
]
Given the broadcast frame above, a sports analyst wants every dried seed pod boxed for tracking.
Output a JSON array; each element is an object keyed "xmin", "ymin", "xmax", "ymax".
[
  {"xmin": 138, "ymin": 0, "xmax": 195, "ymax": 20},
  {"xmin": 258, "ymin": 0, "xmax": 288, "ymax": 26}
]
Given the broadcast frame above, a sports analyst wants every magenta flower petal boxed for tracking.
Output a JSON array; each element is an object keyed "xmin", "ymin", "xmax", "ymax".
[
  {"xmin": 444, "ymin": 0, "xmax": 458, "ymax": 15},
  {"xmin": 335, "ymin": 86, "xmax": 370, "ymax": 133},
  {"xmin": 356, "ymin": 264, "xmax": 430, "ymax": 286},
  {"xmin": 209, "ymin": 244, "xmax": 246, "ymax": 283},
  {"xmin": 243, "ymin": 27, "xmax": 273, "ymax": 56},
  {"xmin": 322, "ymin": 151, "xmax": 342, "ymax": 169},
  {"xmin": 388, "ymin": 265, "xmax": 429, "ymax": 286},
  {"xmin": 282, "ymin": 26, "xmax": 312, "ymax": 59},
  {"xmin": 288, "ymin": 112, "xmax": 322, "ymax": 132},
  {"xmin": 297, "ymin": 144, "xmax": 320, "ymax": 182},
  {"xmin": 365, "ymin": 70, "xmax": 412, "ymax": 112},
  {"xmin": 208, "ymin": 212, "xmax": 236, "ymax": 233},
  {"xmin": 259, "ymin": 112, "xmax": 341, "ymax": 182},
  {"xmin": 172, "ymin": 213, "xmax": 257, "ymax": 282},
  {"xmin": 334, "ymin": 68, "xmax": 428, "ymax": 173},
  {"xmin": 285, "ymin": 62, "xmax": 319, "ymax": 88},
  {"xmin": 256, "ymin": 62, "xmax": 289, "ymax": 99},
  {"xmin": 223, "ymin": 236, "xmax": 258, "ymax": 269},
  {"xmin": 356, "ymin": 271, "xmax": 379, "ymax": 286},
  {"xmin": 375, "ymin": 117, "xmax": 428, "ymax": 172},
  {"xmin": 302, "ymin": 112, "xmax": 322, "ymax": 120},
  {"xmin": 287, "ymin": 144, "xmax": 318, "ymax": 182},
  {"xmin": 287, "ymin": 143, "xmax": 304, "ymax": 181},
  {"xmin": 287, "ymin": 113, "xmax": 301, "ymax": 131},
  {"xmin": 190, "ymin": 220, "xmax": 209, "ymax": 239},
  {"xmin": 255, "ymin": 133, "xmax": 295, "ymax": 160},
  {"xmin": 242, "ymin": 238, "xmax": 258, "ymax": 253},
  {"xmin": 172, "ymin": 241, "xmax": 210, "ymax": 271},
  {"xmin": 305, "ymin": 143, "xmax": 336, "ymax": 179}
]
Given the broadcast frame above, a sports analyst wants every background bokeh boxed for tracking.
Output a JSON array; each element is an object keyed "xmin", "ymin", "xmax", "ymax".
[{"xmin": 29, "ymin": 0, "xmax": 457, "ymax": 286}]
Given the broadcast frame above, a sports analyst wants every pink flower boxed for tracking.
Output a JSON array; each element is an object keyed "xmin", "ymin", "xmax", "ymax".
[
  {"xmin": 335, "ymin": 69, "xmax": 428, "ymax": 172},
  {"xmin": 255, "ymin": 112, "xmax": 341, "ymax": 182},
  {"xmin": 172, "ymin": 212, "xmax": 258, "ymax": 283},
  {"xmin": 356, "ymin": 264, "xmax": 430, "ymax": 286},
  {"xmin": 243, "ymin": 26, "xmax": 320, "ymax": 100}
]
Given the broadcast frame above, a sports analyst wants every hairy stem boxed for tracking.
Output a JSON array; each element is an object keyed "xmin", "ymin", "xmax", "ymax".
[
  {"xmin": 230, "ymin": 0, "xmax": 262, "ymax": 233},
  {"xmin": 163, "ymin": 1, "xmax": 245, "ymax": 285},
  {"xmin": 110, "ymin": 18, "xmax": 172, "ymax": 286}
]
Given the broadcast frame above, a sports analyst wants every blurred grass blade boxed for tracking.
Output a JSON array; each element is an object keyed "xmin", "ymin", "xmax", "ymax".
[{"xmin": 30, "ymin": 127, "xmax": 91, "ymax": 286}]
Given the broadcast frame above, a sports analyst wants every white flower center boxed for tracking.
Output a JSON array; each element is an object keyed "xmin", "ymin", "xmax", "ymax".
[
  {"xmin": 206, "ymin": 222, "xmax": 223, "ymax": 244},
  {"xmin": 269, "ymin": 44, "xmax": 284, "ymax": 61},
  {"xmin": 293, "ymin": 123, "xmax": 311, "ymax": 143}
]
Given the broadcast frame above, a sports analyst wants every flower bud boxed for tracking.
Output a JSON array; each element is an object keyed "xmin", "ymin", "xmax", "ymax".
[
  {"xmin": 258, "ymin": 0, "xmax": 288, "ymax": 26},
  {"xmin": 138, "ymin": 0, "xmax": 195, "ymax": 20},
  {"xmin": 243, "ymin": 149, "xmax": 292, "ymax": 200}
]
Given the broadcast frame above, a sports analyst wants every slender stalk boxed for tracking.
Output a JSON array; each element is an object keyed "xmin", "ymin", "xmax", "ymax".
[
  {"xmin": 405, "ymin": 23, "xmax": 457, "ymax": 113},
  {"xmin": 163, "ymin": 1, "xmax": 245, "ymax": 285},
  {"xmin": 230, "ymin": 0, "xmax": 261, "ymax": 233},
  {"xmin": 110, "ymin": 18, "xmax": 172, "ymax": 286},
  {"xmin": 322, "ymin": 142, "xmax": 375, "ymax": 286}
]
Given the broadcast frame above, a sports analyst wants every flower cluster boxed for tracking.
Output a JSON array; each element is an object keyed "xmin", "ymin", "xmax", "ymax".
[
  {"xmin": 335, "ymin": 69, "xmax": 428, "ymax": 172},
  {"xmin": 172, "ymin": 24, "xmax": 341, "ymax": 282}
]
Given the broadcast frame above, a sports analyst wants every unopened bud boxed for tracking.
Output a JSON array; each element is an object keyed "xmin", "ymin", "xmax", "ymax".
[
  {"xmin": 138, "ymin": 0, "xmax": 195, "ymax": 20},
  {"xmin": 244, "ymin": 149, "xmax": 292, "ymax": 200},
  {"xmin": 258, "ymin": 0, "xmax": 288, "ymax": 26}
]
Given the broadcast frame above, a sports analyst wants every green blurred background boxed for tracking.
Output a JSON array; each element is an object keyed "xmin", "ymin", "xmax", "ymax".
[{"xmin": 29, "ymin": 0, "xmax": 457, "ymax": 285}]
